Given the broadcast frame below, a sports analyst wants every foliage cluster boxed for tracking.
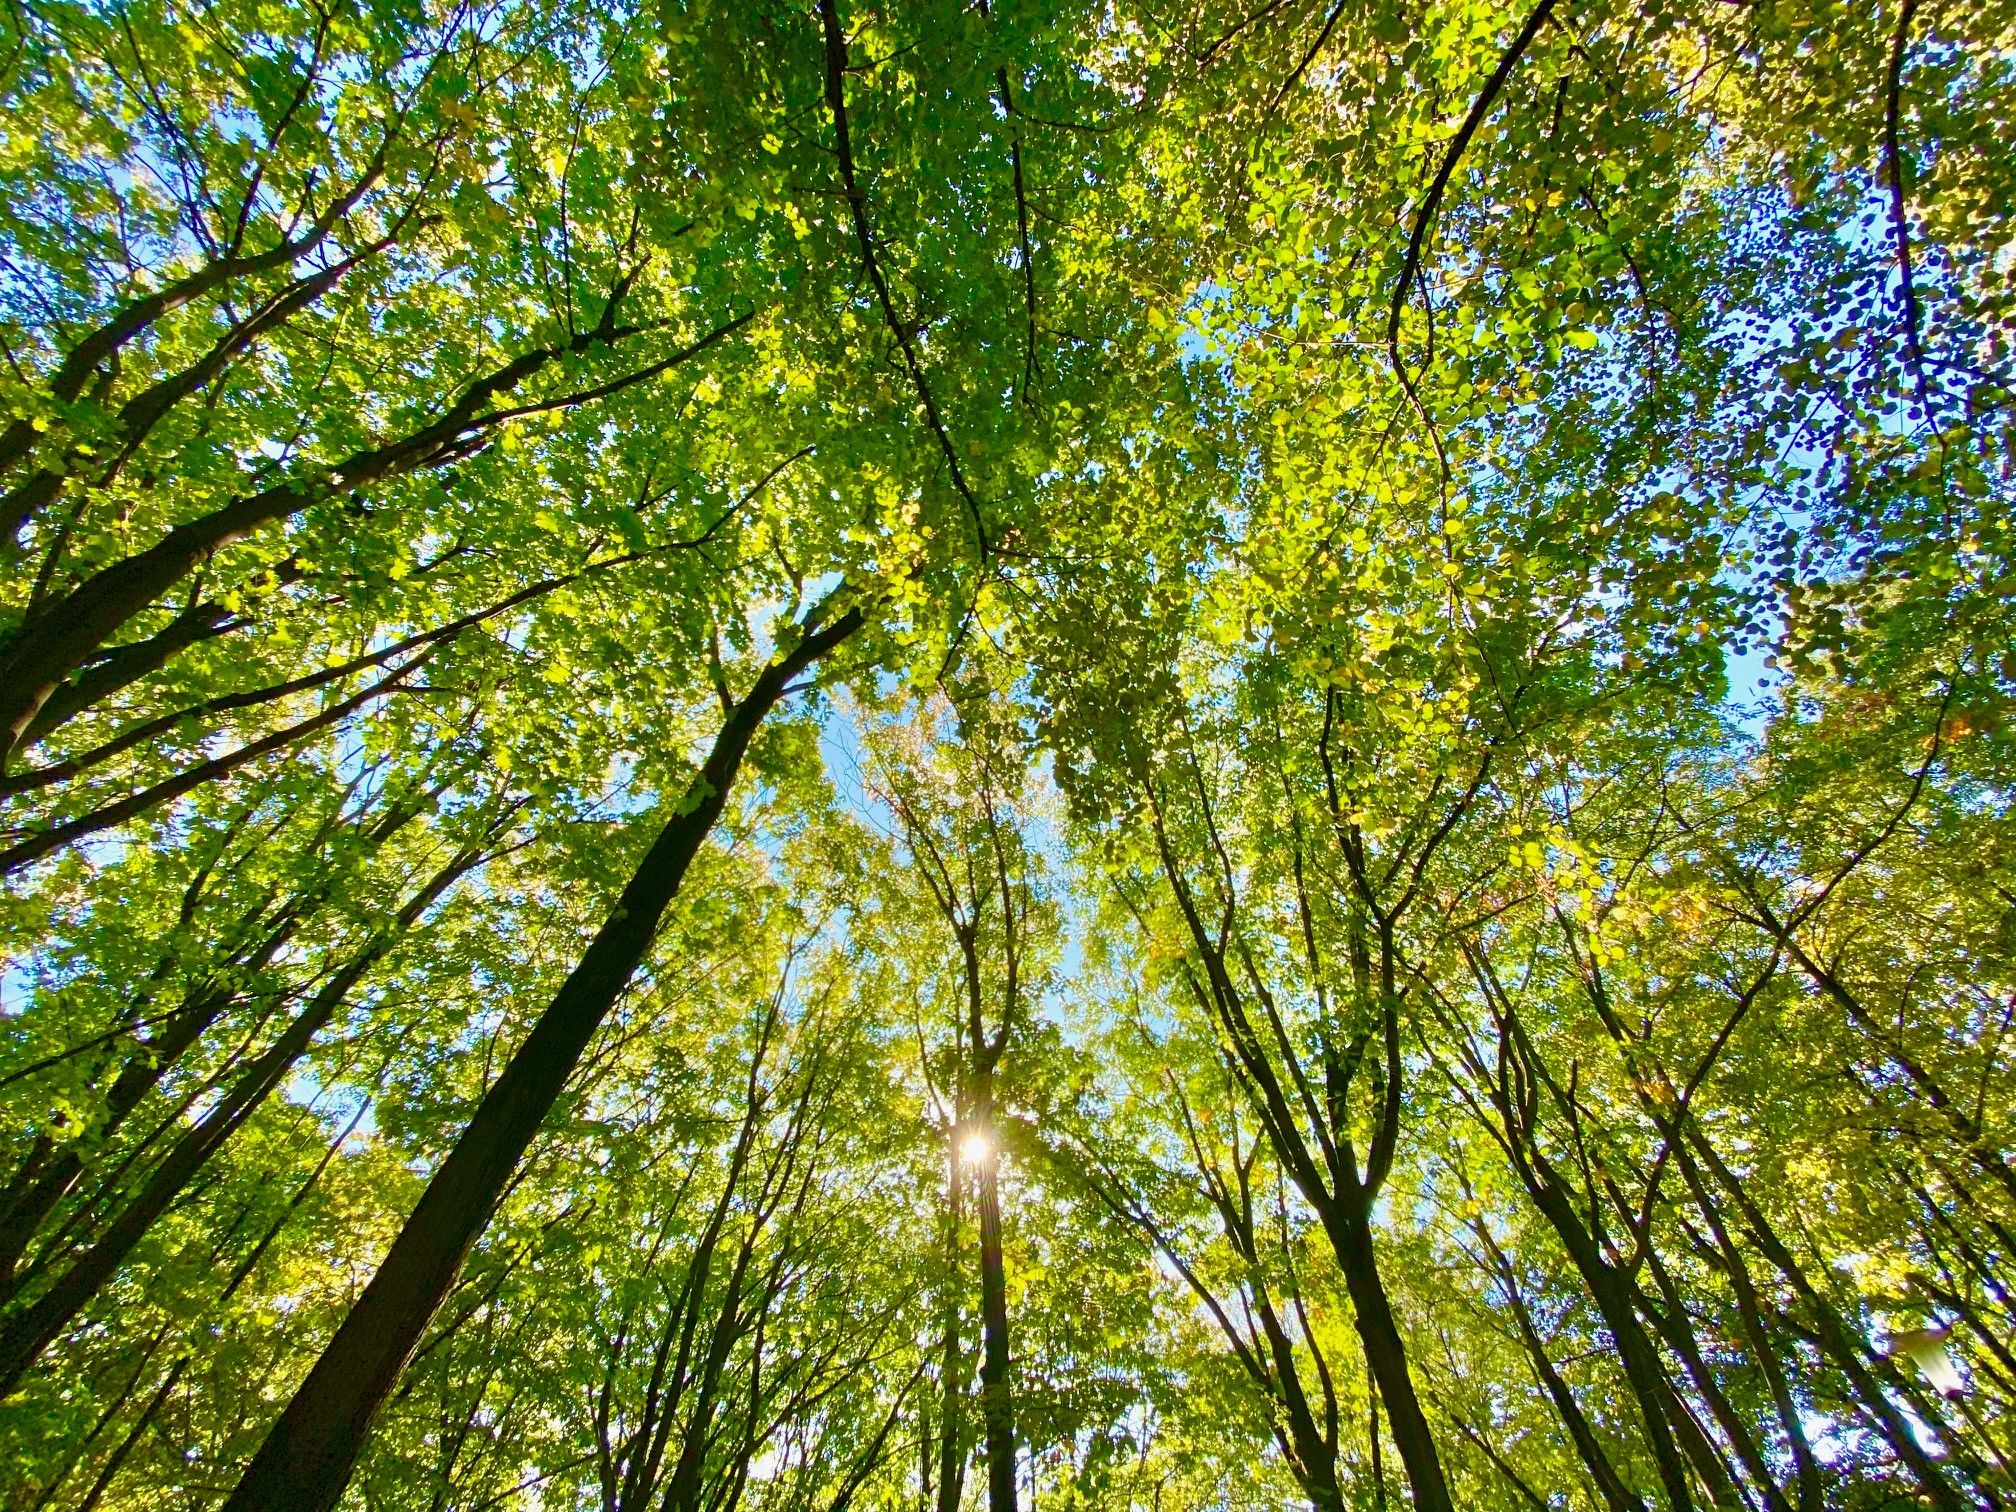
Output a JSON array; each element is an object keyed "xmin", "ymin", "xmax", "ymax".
[{"xmin": 0, "ymin": 0, "xmax": 2010, "ymax": 1507}]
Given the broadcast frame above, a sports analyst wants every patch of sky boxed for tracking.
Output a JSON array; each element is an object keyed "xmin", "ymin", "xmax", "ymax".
[
  {"xmin": 817, "ymin": 685, "xmax": 1093, "ymax": 1033},
  {"xmin": 0, "ymin": 958, "xmax": 33, "ymax": 1017},
  {"xmin": 281, "ymin": 1066, "xmax": 379, "ymax": 1141},
  {"xmin": 1175, "ymin": 281, "xmax": 1232, "ymax": 370}
]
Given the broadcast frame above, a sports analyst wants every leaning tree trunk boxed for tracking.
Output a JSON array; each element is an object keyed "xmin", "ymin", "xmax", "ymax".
[
  {"xmin": 1512, "ymin": 1160, "xmax": 1704, "ymax": 1511},
  {"xmin": 218, "ymin": 605, "xmax": 862, "ymax": 1512}
]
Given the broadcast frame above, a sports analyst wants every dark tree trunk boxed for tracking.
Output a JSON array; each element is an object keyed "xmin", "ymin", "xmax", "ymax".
[
  {"xmin": 0, "ymin": 969, "xmax": 266, "ymax": 1293},
  {"xmin": 0, "ymin": 312, "xmax": 749, "ymax": 761},
  {"xmin": 1316, "ymin": 1196, "xmax": 1453, "ymax": 1512},
  {"xmin": 218, "ymin": 606, "xmax": 860, "ymax": 1512},
  {"xmin": 1515, "ymin": 1168, "xmax": 1703, "ymax": 1512},
  {"xmin": 1678, "ymin": 1145, "xmax": 1822, "ymax": 1512},
  {"xmin": 1147, "ymin": 812, "xmax": 1451, "ymax": 1512},
  {"xmin": 21, "ymin": 602, "xmax": 235, "ymax": 747},
  {"xmin": 1475, "ymin": 1223, "xmax": 1648, "ymax": 1512},
  {"xmin": 936, "ymin": 1133, "xmax": 968, "ymax": 1512},
  {"xmin": 1632, "ymin": 1239, "xmax": 1785, "ymax": 1511},
  {"xmin": 1681, "ymin": 1123, "xmax": 1969, "ymax": 1512},
  {"xmin": 972, "ymin": 1080, "xmax": 1016, "ymax": 1512}
]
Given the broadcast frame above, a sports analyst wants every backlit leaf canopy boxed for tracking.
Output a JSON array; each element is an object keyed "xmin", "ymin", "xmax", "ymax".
[{"xmin": 0, "ymin": 0, "xmax": 2010, "ymax": 1507}]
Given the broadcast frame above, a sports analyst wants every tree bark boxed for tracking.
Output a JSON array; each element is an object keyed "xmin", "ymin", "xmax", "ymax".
[
  {"xmin": 0, "ymin": 652, "xmax": 431, "ymax": 876},
  {"xmin": 1314, "ymin": 1195, "xmax": 1453, "ymax": 1512},
  {"xmin": 1146, "ymin": 810, "xmax": 1451, "ymax": 1512},
  {"xmin": 1474, "ymin": 1221, "xmax": 1648, "ymax": 1512},
  {"xmin": 217, "ymin": 604, "xmax": 860, "ymax": 1512},
  {"xmin": 972, "ymin": 1076, "xmax": 1016, "ymax": 1512},
  {"xmin": 1515, "ymin": 1167, "xmax": 1703, "ymax": 1511},
  {"xmin": 1658, "ymin": 1146, "xmax": 1815, "ymax": 1512},
  {"xmin": 20, "ymin": 602, "xmax": 236, "ymax": 747},
  {"xmin": 937, "ymin": 1133, "xmax": 969, "ymax": 1512},
  {"xmin": 1682, "ymin": 1122, "xmax": 1969, "ymax": 1512}
]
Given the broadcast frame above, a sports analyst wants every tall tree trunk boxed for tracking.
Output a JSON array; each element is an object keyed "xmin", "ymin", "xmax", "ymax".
[
  {"xmin": 0, "ymin": 938, "xmax": 299, "ymax": 1291},
  {"xmin": 1480, "ymin": 1005, "xmax": 1704, "ymax": 1512},
  {"xmin": 1632, "ymin": 1189, "xmax": 1800, "ymax": 1512},
  {"xmin": 0, "ymin": 311, "xmax": 749, "ymax": 761},
  {"xmin": 972, "ymin": 1076, "xmax": 1016, "ymax": 1512},
  {"xmin": 0, "ymin": 794, "xmax": 420, "ymax": 1284},
  {"xmin": 1256, "ymin": 1283, "xmax": 1345, "ymax": 1511},
  {"xmin": 1514, "ymin": 1168, "xmax": 1704, "ymax": 1511},
  {"xmin": 1316, "ymin": 1196, "xmax": 1453, "ymax": 1512},
  {"xmin": 937, "ymin": 1131, "xmax": 969, "ymax": 1512},
  {"xmin": 1152, "ymin": 829, "xmax": 1450, "ymax": 1512},
  {"xmin": 1474, "ymin": 1222, "xmax": 1648, "ymax": 1512},
  {"xmin": 218, "ymin": 605, "xmax": 861, "ymax": 1512}
]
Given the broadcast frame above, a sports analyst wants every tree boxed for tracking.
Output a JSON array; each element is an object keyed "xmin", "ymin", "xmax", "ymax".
[{"xmin": 1, "ymin": 0, "xmax": 2011, "ymax": 1507}]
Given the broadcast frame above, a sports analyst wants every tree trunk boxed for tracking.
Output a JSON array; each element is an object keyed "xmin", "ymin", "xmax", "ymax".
[
  {"xmin": 1633, "ymin": 1187, "xmax": 1800, "ymax": 1512},
  {"xmin": 1517, "ymin": 1169, "xmax": 1703, "ymax": 1512},
  {"xmin": 0, "ymin": 983, "xmax": 232, "ymax": 1289},
  {"xmin": 973, "ymin": 1079, "xmax": 1016, "ymax": 1512},
  {"xmin": 1477, "ymin": 1224, "xmax": 1647, "ymax": 1512},
  {"xmin": 21, "ymin": 602, "xmax": 235, "ymax": 747},
  {"xmin": 0, "ymin": 795, "xmax": 418, "ymax": 1284},
  {"xmin": 0, "ymin": 312, "xmax": 748, "ymax": 760},
  {"xmin": 937, "ymin": 1132, "xmax": 969, "ymax": 1512},
  {"xmin": 1316, "ymin": 1196, "xmax": 1453, "ymax": 1512},
  {"xmin": 218, "ymin": 606, "xmax": 860, "ymax": 1512},
  {"xmin": 1682, "ymin": 1123, "xmax": 1970, "ymax": 1512}
]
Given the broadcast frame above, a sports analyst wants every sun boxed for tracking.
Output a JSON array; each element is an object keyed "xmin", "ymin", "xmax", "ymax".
[{"xmin": 959, "ymin": 1131, "xmax": 993, "ymax": 1167}]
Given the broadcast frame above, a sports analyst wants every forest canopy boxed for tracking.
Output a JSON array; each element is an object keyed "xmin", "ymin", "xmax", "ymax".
[{"xmin": 0, "ymin": 0, "xmax": 2011, "ymax": 1508}]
